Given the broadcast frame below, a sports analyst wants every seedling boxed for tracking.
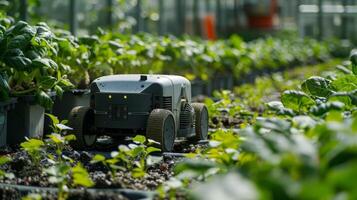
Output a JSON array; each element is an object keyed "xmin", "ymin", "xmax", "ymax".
[
  {"xmin": 0, "ymin": 156, "xmax": 14, "ymax": 179},
  {"xmin": 20, "ymin": 138, "xmax": 45, "ymax": 168},
  {"xmin": 91, "ymin": 135, "xmax": 161, "ymax": 179}
]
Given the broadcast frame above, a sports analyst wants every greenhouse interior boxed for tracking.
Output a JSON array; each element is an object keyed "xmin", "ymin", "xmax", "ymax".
[{"xmin": 0, "ymin": 0, "xmax": 357, "ymax": 199}]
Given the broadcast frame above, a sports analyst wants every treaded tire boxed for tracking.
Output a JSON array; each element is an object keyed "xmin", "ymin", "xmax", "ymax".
[
  {"xmin": 192, "ymin": 103, "xmax": 209, "ymax": 141},
  {"xmin": 146, "ymin": 109, "xmax": 176, "ymax": 152},
  {"xmin": 68, "ymin": 106, "xmax": 97, "ymax": 149}
]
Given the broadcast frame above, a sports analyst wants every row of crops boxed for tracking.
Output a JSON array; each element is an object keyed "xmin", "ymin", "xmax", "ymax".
[
  {"xmin": 0, "ymin": 15, "xmax": 345, "ymax": 108},
  {"xmin": 0, "ymin": 54, "xmax": 355, "ymax": 200}
]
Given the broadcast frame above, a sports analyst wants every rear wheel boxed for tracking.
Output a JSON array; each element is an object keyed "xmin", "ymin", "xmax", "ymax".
[
  {"xmin": 146, "ymin": 109, "xmax": 176, "ymax": 152},
  {"xmin": 68, "ymin": 106, "xmax": 97, "ymax": 149},
  {"xmin": 192, "ymin": 103, "xmax": 209, "ymax": 141}
]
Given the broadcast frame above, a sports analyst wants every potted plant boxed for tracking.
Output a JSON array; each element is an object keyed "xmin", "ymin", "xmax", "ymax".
[{"xmin": 0, "ymin": 21, "xmax": 72, "ymax": 145}]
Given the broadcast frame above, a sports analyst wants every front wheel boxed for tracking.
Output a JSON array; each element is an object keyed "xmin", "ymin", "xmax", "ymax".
[
  {"xmin": 146, "ymin": 109, "xmax": 176, "ymax": 152},
  {"xmin": 68, "ymin": 106, "xmax": 97, "ymax": 149},
  {"xmin": 192, "ymin": 103, "xmax": 209, "ymax": 141}
]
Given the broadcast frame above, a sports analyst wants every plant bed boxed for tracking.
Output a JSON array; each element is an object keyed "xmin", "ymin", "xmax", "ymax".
[
  {"xmin": 0, "ymin": 98, "xmax": 16, "ymax": 147},
  {"xmin": 0, "ymin": 183, "xmax": 154, "ymax": 200}
]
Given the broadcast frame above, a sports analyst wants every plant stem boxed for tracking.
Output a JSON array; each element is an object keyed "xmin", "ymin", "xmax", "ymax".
[{"xmin": 11, "ymin": 88, "xmax": 36, "ymax": 95}]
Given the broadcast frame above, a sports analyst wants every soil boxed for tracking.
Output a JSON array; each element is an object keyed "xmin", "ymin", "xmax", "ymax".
[{"xmin": 0, "ymin": 136, "xmax": 205, "ymax": 199}]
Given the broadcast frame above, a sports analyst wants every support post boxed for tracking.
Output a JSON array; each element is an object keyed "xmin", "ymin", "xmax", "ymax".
[
  {"xmin": 317, "ymin": 0, "xmax": 323, "ymax": 40},
  {"xmin": 69, "ymin": 0, "xmax": 77, "ymax": 35},
  {"xmin": 106, "ymin": 0, "xmax": 113, "ymax": 29},
  {"xmin": 216, "ymin": 0, "xmax": 221, "ymax": 37},
  {"xmin": 158, "ymin": 0, "xmax": 164, "ymax": 35},
  {"xmin": 193, "ymin": 0, "xmax": 200, "ymax": 35},
  {"xmin": 135, "ymin": 0, "xmax": 142, "ymax": 33},
  {"xmin": 20, "ymin": 0, "xmax": 28, "ymax": 21},
  {"xmin": 341, "ymin": 0, "xmax": 348, "ymax": 39}
]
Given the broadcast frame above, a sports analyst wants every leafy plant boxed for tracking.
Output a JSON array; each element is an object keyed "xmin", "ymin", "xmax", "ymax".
[
  {"xmin": 91, "ymin": 135, "xmax": 161, "ymax": 179},
  {"xmin": 0, "ymin": 20, "xmax": 73, "ymax": 108},
  {"xmin": 20, "ymin": 138, "xmax": 45, "ymax": 168}
]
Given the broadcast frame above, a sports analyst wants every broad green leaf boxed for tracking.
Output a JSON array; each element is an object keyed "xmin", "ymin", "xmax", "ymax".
[
  {"xmin": 35, "ymin": 90, "xmax": 53, "ymax": 109},
  {"xmin": 8, "ymin": 34, "xmax": 33, "ymax": 49},
  {"xmin": 91, "ymin": 154, "xmax": 106, "ymax": 163},
  {"xmin": 301, "ymin": 76, "xmax": 333, "ymax": 97},
  {"xmin": 131, "ymin": 167, "xmax": 146, "ymax": 178},
  {"xmin": 20, "ymin": 139, "xmax": 44, "ymax": 151},
  {"xmin": 45, "ymin": 113, "xmax": 59, "ymax": 125},
  {"xmin": 47, "ymin": 133, "xmax": 64, "ymax": 144},
  {"xmin": 78, "ymin": 35, "xmax": 99, "ymax": 46},
  {"xmin": 72, "ymin": 163, "xmax": 94, "ymax": 187},
  {"xmin": 132, "ymin": 135, "xmax": 146, "ymax": 144},
  {"xmin": 266, "ymin": 101, "xmax": 295, "ymax": 116},
  {"xmin": 310, "ymin": 102, "xmax": 345, "ymax": 116},
  {"xmin": 281, "ymin": 90, "xmax": 315, "ymax": 112},
  {"xmin": 4, "ymin": 55, "xmax": 32, "ymax": 70},
  {"xmin": 64, "ymin": 134, "xmax": 76, "ymax": 141},
  {"xmin": 0, "ymin": 156, "xmax": 11, "ymax": 165},
  {"xmin": 331, "ymin": 74, "xmax": 357, "ymax": 92},
  {"xmin": 32, "ymin": 58, "xmax": 58, "ymax": 70},
  {"xmin": 54, "ymin": 85, "xmax": 63, "ymax": 98},
  {"xmin": 147, "ymin": 146, "xmax": 161, "ymax": 154}
]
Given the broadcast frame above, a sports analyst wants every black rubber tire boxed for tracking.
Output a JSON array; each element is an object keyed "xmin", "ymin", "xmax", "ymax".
[
  {"xmin": 192, "ymin": 103, "xmax": 209, "ymax": 141},
  {"xmin": 146, "ymin": 109, "xmax": 176, "ymax": 152},
  {"xmin": 68, "ymin": 106, "xmax": 97, "ymax": 149}
]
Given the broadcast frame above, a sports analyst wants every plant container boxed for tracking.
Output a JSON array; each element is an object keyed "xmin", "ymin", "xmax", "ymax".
[
  {"xmin": 7, "ymin": 96, "xmax": 45, "ymax": 145},
  {"xmin": 0, "ymin": 98, "xmax": 16, "ymax": 147},
  {"xmin": 52, "ymin": 89, "xmax": 90, "ymax": 121},
  {"xmin": 191, "ymin": 80, "xmax": 206, "ymax": 97}
]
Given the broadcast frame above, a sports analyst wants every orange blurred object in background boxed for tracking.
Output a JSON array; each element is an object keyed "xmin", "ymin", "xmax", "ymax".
[{"xmin": 203, "ymin": 15, "xmax": 216, "ymax": 40}]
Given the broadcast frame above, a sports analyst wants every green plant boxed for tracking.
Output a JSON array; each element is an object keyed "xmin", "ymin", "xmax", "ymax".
[
  {"xmin": 0, "ymin": 156, "xmax": 13, "ymax": 179},
  {"xmin": 45, "ymin": 114, "xmax": 76, "ymax": 162},
  {"xmin": 45, "ymin": 162, "xmax": 94, "ymax": 200},
  {"xmin": 91, "ymin": 135, "xmax": 161, "ymax": 179},
  {"xmin": 0, "ymin": 21, "xmax": 73, "ymax": 108},
  {"xmin": 20, "ymin": 138, "xmax": 45, "ymax": 168}
]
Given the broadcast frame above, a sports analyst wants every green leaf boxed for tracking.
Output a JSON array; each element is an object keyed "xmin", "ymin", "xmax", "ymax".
[
  {"xmin": 4, "ymin": 54, "xmax": 32, "ymax": 70},
  {"xmin": 35, "ymin": 90, "xmax": 53, "ymax": 109},
  {"xmin": 310, "ymin": 101, "xmax": 345, "ymax": 116},
  {"xmin": 281, "ymin": 90, "xmax": 315, "ymax": 112},
  {"xmin": 132, "ymin": 135, "xmax": 146, "ymax": 144},
  {"xmin": 47, "ymin": 133, "xmax": 64, "ymax": 144},
  {"xmin": 147, "ymin": 146, "xmax": 161, "ymax": 154},
  {"xmin": 72, "ymin": 163, "xmax": 94, "ymax": 187},
  {"xmin": 38, "ymin": 76, "xmax": 56, "ymax": 90},
  {"xmin": 54, "ymin": 85, "xmax": 63, "ymax": 98},
  {"xmin": 78, "ymin": 35, "xmax": 99, "ymax": 46},
  {"xmin": 131, "ymin": 167, "xmax": 146, "ymax": 178},
  {"xmin": 64, "ymin": 134, "xmax": 76, "ymax": 141},
  {"xmin": 57, "ymin": 78, "xmax": 74, "ymax": 88},
  {"xmin": 331, "ymin": 75, "xmax": 357, "ymax": 92},
  {"xmin": 301, "ymin": 76, "xmax": 333, "ymax": 97},
  {"xmin": 32, "ymin": 58, "xmax": 58, "ymax": 70},
  {"xmin": 0, "ymin": 156, "xmax": 11, "ymax": 165},
  {"xmin": 20, "ymin": 139, "xmax": 44, "ymax": 151},
  {"xmin": 8, "ymin": 34, "xmax": 33, "ymax": 49},
  {"xmin": 91, "ymin": 154, "xmax": 106, "ymax": 163},
  {"xmin": 45, "ymin": 113, "xmax": 59, "ymax": 125},
  {"xmin": 266, "ymin": 101, "xmax": 295, "ymax": 116}
]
